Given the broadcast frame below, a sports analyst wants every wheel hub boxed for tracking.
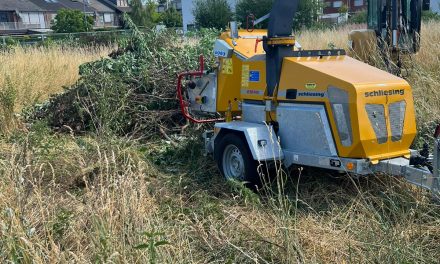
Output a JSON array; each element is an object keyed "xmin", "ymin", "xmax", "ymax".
[{"xmin": 223, "ymin": 145, "xmax": 245, "ymax": 180}]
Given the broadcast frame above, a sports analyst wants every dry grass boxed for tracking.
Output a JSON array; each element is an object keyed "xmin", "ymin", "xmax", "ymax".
[
  {"xmin": 0, "ymin": 46, "xmax": 112, "ymax": 111},
  {"xmin": 1, "ymin": 22, "xmax": 440, "ymax": 263},
  {"xmin": 297, "ymin": 23, "xmax": 366, "ymax": 49}
]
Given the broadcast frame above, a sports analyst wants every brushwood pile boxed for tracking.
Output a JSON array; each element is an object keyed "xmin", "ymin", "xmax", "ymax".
[{"xmin": 31, "ymin": 20, "xmax": 218, "ymax": 139}]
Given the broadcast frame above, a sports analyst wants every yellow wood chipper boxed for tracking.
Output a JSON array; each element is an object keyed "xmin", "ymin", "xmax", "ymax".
[{"xmin": 177, "ymin": 0, "xmax": 439, "ymax": 195}]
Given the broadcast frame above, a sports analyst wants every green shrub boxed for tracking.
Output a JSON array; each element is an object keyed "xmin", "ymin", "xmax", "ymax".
[
  {"xmin": 158, "ymin": 7, "xmax": 183, "ymax": 28},
  {"xmin": 236, "ymin": 0, "xmax": 274, "ymax": 28},
  {"xmin": 52, "ymin": 9, "xmax": 94, "ymax": 33},
  {"xmin": 422, "ymin": 10, "xmax": 440, "ymax": 21},
  {"xmin": 349, "ymin": 10, "xmax": 367, "ymax": 24},
  {"xmin": 193, "ymin": 0, "xmax": 233, "ymax": 29}
]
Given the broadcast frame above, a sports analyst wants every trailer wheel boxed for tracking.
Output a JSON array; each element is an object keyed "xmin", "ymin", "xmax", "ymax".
[{"xmin": 215, "ymin": 133, "xmax": 258, "ymax": 184}]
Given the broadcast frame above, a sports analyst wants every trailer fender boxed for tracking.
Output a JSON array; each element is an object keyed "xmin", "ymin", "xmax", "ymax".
[{"xmin": 214, "ymin": 121, "xmax": 283, "ymax": 161}]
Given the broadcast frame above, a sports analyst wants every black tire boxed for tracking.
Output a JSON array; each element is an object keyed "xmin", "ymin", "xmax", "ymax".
[{"xmin": 214, "ymin": 133, "xmax": 259, "ymax": 185}]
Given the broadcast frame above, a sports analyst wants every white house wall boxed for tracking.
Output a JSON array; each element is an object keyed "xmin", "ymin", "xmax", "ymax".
[{"xmin": 182, "ymin": 0, "xmax": 237, "ymax": 32}]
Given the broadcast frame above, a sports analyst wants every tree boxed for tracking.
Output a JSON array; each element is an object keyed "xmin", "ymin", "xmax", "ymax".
[
  {"xmin": 348, "ymin": 10, "xmax": 367, "ymax": 24},
  {"xmin": 292, "ymin": 0, "xmax": 325, "ymax": 30},
  {"xmin": 235, "ymin": 0, "xmax": 324, "ymax": 31},
  {"xmin": 159, "ymin": 7, "xmax": 183, "ymax": 27},
  {"xmin": 193, "ymin": 0, "xmax": 233, "ymax": 29},
  {"xmin": 52, "ymin": 9, "xmax": 94, "ymax": 33},
  {"xmin": 236, "ymin": 0, "xmax": 273, "ymax": 28},
  {"xmin": 129, "ymin": 0, "xmax": 159, "ymax": 27},
  {"xmin": 130, "ymin": 0, "xmax": 149, "ymax": 26}
]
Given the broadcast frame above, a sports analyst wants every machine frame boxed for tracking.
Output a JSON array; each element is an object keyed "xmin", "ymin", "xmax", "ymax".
[{"xmin": 176, "ymin": 0, "xmax": 440, "ymax": 195}]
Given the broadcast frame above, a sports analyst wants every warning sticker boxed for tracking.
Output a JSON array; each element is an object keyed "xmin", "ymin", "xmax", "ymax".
[
  {"xmin": 222, "ymin": 58, "xmax": 233, "ymax": 74},
  {"xmin": 241, "ymin": 65, "xmax": 249, "ymax": 88},
  {"xmin": 249, "ymin": 71, "xmax": 260, "ymax": 82}
]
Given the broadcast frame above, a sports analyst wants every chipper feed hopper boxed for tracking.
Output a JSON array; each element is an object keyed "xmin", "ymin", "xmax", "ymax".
[{"xmin": 176, "ymin": 0, "xmax": 439, "ymax": 195}]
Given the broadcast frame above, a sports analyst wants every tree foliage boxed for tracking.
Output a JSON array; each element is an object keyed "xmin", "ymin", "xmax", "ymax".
[
  {"xmin": 159, "ymin": 7, "xmax": 183, "ymax": 27},
  {"xmin": 193, "ymin": 0, "xmax": 233, "ymax": 29},
  {"xmin": 348, "ymin": 10, "xmax": 367, "ymax": 24},
  {"xmin": 129, "ymin": 0, "xmax": 159, "ymax": 27},
  {"xmin": 292, "ymin": 0, "xmax": 325, "ymax": 30},
  {"xmin": 235, "ymin": 0, "xmax": 325, "ymax": 31},
  {"xmin": 236, "ymin": 0, "xmax": 273, "ymax": 28},
  {"xmin": 51, "ymin": 9, "xmax": 94, "ymax": 33},
  {"xmin": 422, "ymin": 10, "xmax": 440, "ymax": 21}
]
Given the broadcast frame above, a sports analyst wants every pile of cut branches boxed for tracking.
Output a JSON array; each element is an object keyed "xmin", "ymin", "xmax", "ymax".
[{"xmin": 31, "ymin": 16, "xmax": 218, "ymax": 139}]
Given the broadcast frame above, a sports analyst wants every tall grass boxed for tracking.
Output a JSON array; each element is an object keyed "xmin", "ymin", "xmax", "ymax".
[
  {"xmin": 0, "ymin": 45, "xmax": 112, "ymax": 111},
  {"xmin": 0, "ymin": 22, "xmax": 440, "ymax": 263}
]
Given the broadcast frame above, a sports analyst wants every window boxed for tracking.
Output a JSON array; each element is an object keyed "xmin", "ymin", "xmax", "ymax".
[
  {"xmin": 104, "ymin": 13, "xmax": 113, "ymax": 23},
  {"xmin": 118, "ymin": 0, "xmax": 128, "ymax": 6},
  {"xmin": 28, "ymin": 13, "xmax": 41, "ymax": 24},
  {"xmin": 333, "ymin": 1, "xmax": 343, "ymax": 8},
  {"xmin": 0, "ymin": 12, "xmax": 8, "ymax": 22},
  {"xmin": 354, "ymin": 0, "xmax": 363, "ymax": 6}
]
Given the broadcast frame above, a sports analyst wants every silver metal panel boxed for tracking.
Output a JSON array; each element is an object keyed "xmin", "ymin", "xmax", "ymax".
[
  {"xmin": 253, "ymin": 13, "xmax": 270, "ymax": 26},
  {"xmin": 215, "ymin": 121, "xmax": 283, "ymax": 161},
  {"xmin": 188, "ymin": 73, "xmax": 217, "ymax": 114},
  {"xmin": 276, "ymin": 103, "xmax": 337, "ymax": 157},
  {"xmin": 213, "ymin": 39, "xmax": 233, "ymax": 58},
  {"xmin": 242, "ymin": 103, "xmax": 266, "ymax": 123},
  {"xmin": 373, "ymin": 158, "xmax": 436, "ymax": 191},
  {"xmin": 230, "ymin": 22, "xmax": 238, "ymax": 39},
  {"xmin": 389, "ymin": 100, "xmax": 406, "ymax": 142},
  {"xmin": 365, "ymin": 104, "xmax": 388, "ymax": 144},
  {"xmin": 283, "ymin": 150, "xmax": 370, "ymax": 174}
]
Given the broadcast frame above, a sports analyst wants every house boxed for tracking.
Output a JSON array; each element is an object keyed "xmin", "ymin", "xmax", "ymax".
[
  {"xmin": 28, "ymin": 0, "xmax": 95, "ymax": 29},
  {"xmin": 89, "ymin": 1, "xmax": 120, "ymax": 28},
  {"xmin": 99, "ymin": 0, "xmax": 131, "ymax": 13},
  {"xmin": 432, "ymin": 0, "xmax": 440, "ymax": 13},
  {"xmin": 97, "ymin": 0, "xmax": 132, "ymax": 27},
  {"xmin": 0, "ymin": 0, "xmax": 128, "ymax": 34},
  {"xmin": 29, "ymin": 0, "xmax": 122, "ymax": 29},
  {"xmin": 157, "ymin": 0, "xmax": 182, "ymax": 13},
  {"xmin": 0, "ymin": 0, "xmax": 45, "ymax": 32},
  {"xmin": 181, "ymin": 0, "xmax": 237, "ymax": 32},
  {"xmin": 322, "ymin": 0, "xmax": 367, "ymax": 23}
]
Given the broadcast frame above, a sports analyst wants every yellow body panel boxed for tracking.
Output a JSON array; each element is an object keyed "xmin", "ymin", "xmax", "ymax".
[
  {"xmin": 217, "ymin": 55, "xmax": 242, "ymax": 112},
  {"xmin": 217, "ymin": 30, "xmax": 268, "ymax": 111},
  {"xmin": 278, "ymin": 56, "xmax": 416, "ymax": 161},
  {"xmin": 215, "ymin": 30, "xmax": 417, "ymax": 162},
  {"xmin": 220, "ymin": 30, "xmax": 266, "ymax": 58}
]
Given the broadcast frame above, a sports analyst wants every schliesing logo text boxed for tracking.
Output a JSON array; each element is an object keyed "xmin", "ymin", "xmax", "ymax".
[{"xmin": 365, "ymin": 89, "xmax": 404, "ymax": 97}]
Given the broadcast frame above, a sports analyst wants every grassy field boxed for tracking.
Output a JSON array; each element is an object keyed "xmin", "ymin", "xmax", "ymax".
[
  {"xmin": 0, "ymin": 46, "xmax": 111, "ymax": 111},
  {"xmin": 1, "ymin": 22, "xmax": 440, "ymax": 263}
]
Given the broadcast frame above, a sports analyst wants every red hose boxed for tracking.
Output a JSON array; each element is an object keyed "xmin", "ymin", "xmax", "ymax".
[{"xmin": 177, "ymin": 55, "xmax": 224, "ymax": 124}]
